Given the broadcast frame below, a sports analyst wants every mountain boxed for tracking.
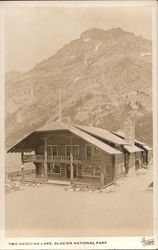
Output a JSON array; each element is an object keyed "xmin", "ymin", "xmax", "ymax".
[
  {"xmin": 5, "ymin": 71, "xmax": 24, "ymax": 82},
  {"xmin": 5, "ymin": 27, "xmax": 152, "ymax": 149}
]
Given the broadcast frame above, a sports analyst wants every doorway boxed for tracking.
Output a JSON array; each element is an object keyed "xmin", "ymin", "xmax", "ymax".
[
  {"xmin": 66, "ymin": 164, "xmax": 77, "ymax": 178},
  {"xmin": 66, "ymin": 165, "xmax": 70, "ymax": 178}
]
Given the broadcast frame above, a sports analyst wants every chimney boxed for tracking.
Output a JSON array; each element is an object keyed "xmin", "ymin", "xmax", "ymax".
[{"xmin": 124, "ymin": 111, "xmax": 135, "ymax": 145}]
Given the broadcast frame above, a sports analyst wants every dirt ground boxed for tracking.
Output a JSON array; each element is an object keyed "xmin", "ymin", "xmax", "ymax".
[{"xmin": 5, "ymin": 166, "xmax": 153, "ymax": 237}]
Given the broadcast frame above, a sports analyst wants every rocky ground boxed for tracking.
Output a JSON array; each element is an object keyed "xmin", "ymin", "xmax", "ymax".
[{"xmin": 5, "ymin": 166, "xmax": 153, "ymax": 237}]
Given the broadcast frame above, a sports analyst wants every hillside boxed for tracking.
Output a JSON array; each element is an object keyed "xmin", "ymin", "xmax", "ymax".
[{"xmin": 5, "ymin": 27, "xmax": 152, "ymax": 149}]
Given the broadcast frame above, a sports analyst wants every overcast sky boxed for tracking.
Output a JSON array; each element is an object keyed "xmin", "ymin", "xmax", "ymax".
[{"xmin": 5, "ymin": 3, "xmax": 152, "ymax": 72}]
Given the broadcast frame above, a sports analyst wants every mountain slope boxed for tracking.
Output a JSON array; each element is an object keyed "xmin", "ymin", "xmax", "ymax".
[{"xmin": 5, "ymin": 27, "xmax": 152, "ymax": 149}]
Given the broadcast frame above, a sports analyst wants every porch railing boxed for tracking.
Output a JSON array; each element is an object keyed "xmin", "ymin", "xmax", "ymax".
[
  {"xmin": 23, "ymin": 154, "xmax": 84, "ymax": 163},
  {"xmin": 23, "ymin": 155, "xmax": 45, "ymax": 162}
]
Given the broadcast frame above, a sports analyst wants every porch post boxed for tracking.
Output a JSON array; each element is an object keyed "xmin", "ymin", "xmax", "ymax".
[
  {"xmin": 100, "ymin": 165, "xmax": 104, "ymax": 189},
  {"xmin": 21, "ymin": 152, "xmax": 25, "ymax": 182},
  {"xmin": 76, "ymin": 164, "xmax": 78, "ymax": 178},
  {"xmin": 112, "ymin": 154, "xmax": 116, "ymax": 180},
  {"xmin": 70, "ymin": 136, "xmax": 74, "ymax": 184},
  {"xmin": 44, "ymin": 138, "xmax": 48, "ymax": 182}
]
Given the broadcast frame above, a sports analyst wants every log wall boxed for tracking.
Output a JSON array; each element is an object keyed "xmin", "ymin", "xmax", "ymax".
[
  {"xmin": 34, "ymin": 132, "xmax": 124, "ymax": 186},
  {"xmin": 135, "ymin": 151, "xmax": 142, "ymax": 170}
]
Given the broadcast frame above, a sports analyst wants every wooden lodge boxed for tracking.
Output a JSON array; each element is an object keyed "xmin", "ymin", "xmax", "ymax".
[
  {"xmin": 7, "ymin": 121, "xmax": 152, "ymax": 188},
  {"xmin": 112, "ymin": 131, "xmax": 153, "ymax": 168},
  {"xmin": 73, "ymin": 124, "xmax": 145, "ymax": 173}
]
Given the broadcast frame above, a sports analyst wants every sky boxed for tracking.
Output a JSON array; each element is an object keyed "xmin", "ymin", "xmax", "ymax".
[{"xmin": 4, "ymin": 2, "xmax": 152, "ymax": 72}]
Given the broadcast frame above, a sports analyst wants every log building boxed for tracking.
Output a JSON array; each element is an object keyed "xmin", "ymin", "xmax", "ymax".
[
  {"xmin": 7, "ymin": 121, "xmax": 152, "ymax": 188},
  {"xmin": 73, "ymin": 124, "xmax": 144, "ymax": 173},
  {"xmin": 112, "ymin": 131, "xmax": 152, "ymax": 167}
]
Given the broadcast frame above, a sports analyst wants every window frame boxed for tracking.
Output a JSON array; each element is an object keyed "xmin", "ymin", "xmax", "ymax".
[
  {"xmin": 65, "ymin": 145, "xmax": 70, "ymax": 156},
  {"xmin": 82, "ymin": 164, "xmax": 93, "ymax": 177},
  {"xmin": 47, "ymin": 145, "xmax": 58, "ymax": 156},
  {"xmin": 93, "ymin": 165, "xmax": 101, "ymax": 176},
  {"xmin": 85, "ymin": 145, "xmax": 92, "ymax": 160},
  {"xmin": 65, "ymin": 145, "xmax": 80, "ymax": 156},
  {"xmin": 53, "ymin": 163, "xmax": 61, "ymax": 175},
  {"xmin": 73, "ymin": 145, "xmax": 79, "ymax": 156}
]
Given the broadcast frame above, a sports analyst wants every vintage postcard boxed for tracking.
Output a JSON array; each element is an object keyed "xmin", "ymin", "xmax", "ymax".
[{"xmin": 0, "ymin": 0, "xmax": 157, "ymax": 249}]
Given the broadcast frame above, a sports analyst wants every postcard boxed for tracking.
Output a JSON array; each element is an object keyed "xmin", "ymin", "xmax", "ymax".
[{"xmin": 0, "ymin": 1, "xmax": 157, "ymax": 249}]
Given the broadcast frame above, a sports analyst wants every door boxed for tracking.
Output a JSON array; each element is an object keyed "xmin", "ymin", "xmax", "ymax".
[
  {"xmin": 135, "ymin": 159, "xmax": 139, "ymax": 170},
  {"xmin": 66, "ymin": 164, "xmax": 77, "ymax": 178},
  {"xmin": 73, "ymin": 165, "xmax": 77, "ymax": 178},
  {"xmin": 66, "ymin": 165, "xmax": 70, "ymax": 178}
]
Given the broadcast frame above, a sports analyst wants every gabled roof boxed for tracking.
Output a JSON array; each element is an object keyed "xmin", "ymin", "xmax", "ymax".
[
  {"xmin": 7, "ymin": 121, "xmax": 68, "ymax": 153},
  {"xmin": 8, "ymin": 121, "xmax": 122, "ymax": 155},
  {"xmin": 143, "ymin": 145, "xmax": 152, "ymax": 151},
  {"xmin": 36, "ymin": 121, "xmax": 67, "ymax": 131},
  {"xmin": 73, "ymin": 124, "xmax": 127, "ymax": 145},
  {"xmin": 113, "ymin": 131, "xmax": 152, "ymax": 151},
  {"xmin": 7, "ymin": 131, "xmax": 41, "ymax": 153},
  {"xmin": 135, "ymin": 139, "xmax": 146, "ymax": 146},
  {"xmin": 124, "ymin": 145, "xmax": 144, "ymax": 153},
  {"xmin": 112, "ymin": 131, "xmax": 124, "ymax": 139},
  {"xmin": 63, "ymin": 123, "xmax": 122, "ymax": 155}
]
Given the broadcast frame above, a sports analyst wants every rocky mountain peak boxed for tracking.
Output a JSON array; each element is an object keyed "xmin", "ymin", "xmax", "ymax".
[
  {"xmin": 5, "ymin": 27, "xmax": 152, "ymax": 148},
  {"xmin": 80, "ymin": 28, "xmax": 107, "ymax": 41},
  {"xmin": 80, "ymin": 27, "xmax": 130, "ymax": 41}
]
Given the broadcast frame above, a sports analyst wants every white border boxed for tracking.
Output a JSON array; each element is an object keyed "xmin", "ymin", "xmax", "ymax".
[
  {"xmin": 152, "ymin": 1, "xmax": 158, "ymax": 246},
  {"xmin": 0, "ymin": 2, "xmax": 5, "ymax": 241},
  {"xmin": 0, "ymin": 0, "xmax": 157, "ymax": 8},
  {"xmin": 0, "ymin": 1, "xmax": 157, "ymax": 249}
]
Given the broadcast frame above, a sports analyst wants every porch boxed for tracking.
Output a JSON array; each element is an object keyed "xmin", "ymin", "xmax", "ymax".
[
  {"xmin": 23, "ymin": 154, "xmax": 84, "ymax": 164},
  {"xmin": 8, "ymin": 169, "xmax": 101, "ymax": 188}
]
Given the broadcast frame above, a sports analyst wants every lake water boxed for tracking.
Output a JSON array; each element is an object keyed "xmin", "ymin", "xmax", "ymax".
[{"xmin": 5, "ymin": 153, "xmax": 34, "ymax": 173}]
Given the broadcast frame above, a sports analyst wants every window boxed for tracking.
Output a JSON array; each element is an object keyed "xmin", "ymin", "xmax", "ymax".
[
  {"xmin": 94, "ymin": 166, "xmax": 101, "ymax": 176},
  {"xmin": 47, "ymin": 145, "xmax": 58, "ymax": 156},
  {"xmin": 65, "ymin": 145, "xmax": 70, "ymax": 156},
  {"xmin": 52, "ymin": 146, "xmax": 58, "ymax": 156},
  {"xmin": 73, "ymin": 145, "xmax": 79, "ymax": 155},
  {"xmin": 53, "ymin": 164, "xmax": 61, "ymax": 174},
  {"xmin": 85, "ymin": 145, "xmax": 92, "ymax": 159},
  {"xmin": 83, "ymin": 165, "xmax": 93, "ymax": 176},
  {"xmin": 47, "ymin": 163, "xmax": 60, "ymax": 174},
  {"xmin": 94, "ymin": 146, "xmax": 100, "ymax": 153},
  {"xmin": 112, "ymin": 155, "xmax": 115, "ymax": 167},
  {"xmin": 47, "ymin": 146, "xmax": 51, "ymax": 155},
  {"xmin": 65, "ymin": 145, "xmax": 79, "ymax": 156}
]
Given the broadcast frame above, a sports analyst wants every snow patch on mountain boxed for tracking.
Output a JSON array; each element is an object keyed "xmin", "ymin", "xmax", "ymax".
[
  {"xmin": 83, "ymin": 38, "xmax": 91, "ymax": 42},
  {"xmin": 95, "ymin": 42, "xmax": 102, "ymax": 51},
  {"xmin": 73, "ymin": 77, "xmax": 81, "ymax": 83}
]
